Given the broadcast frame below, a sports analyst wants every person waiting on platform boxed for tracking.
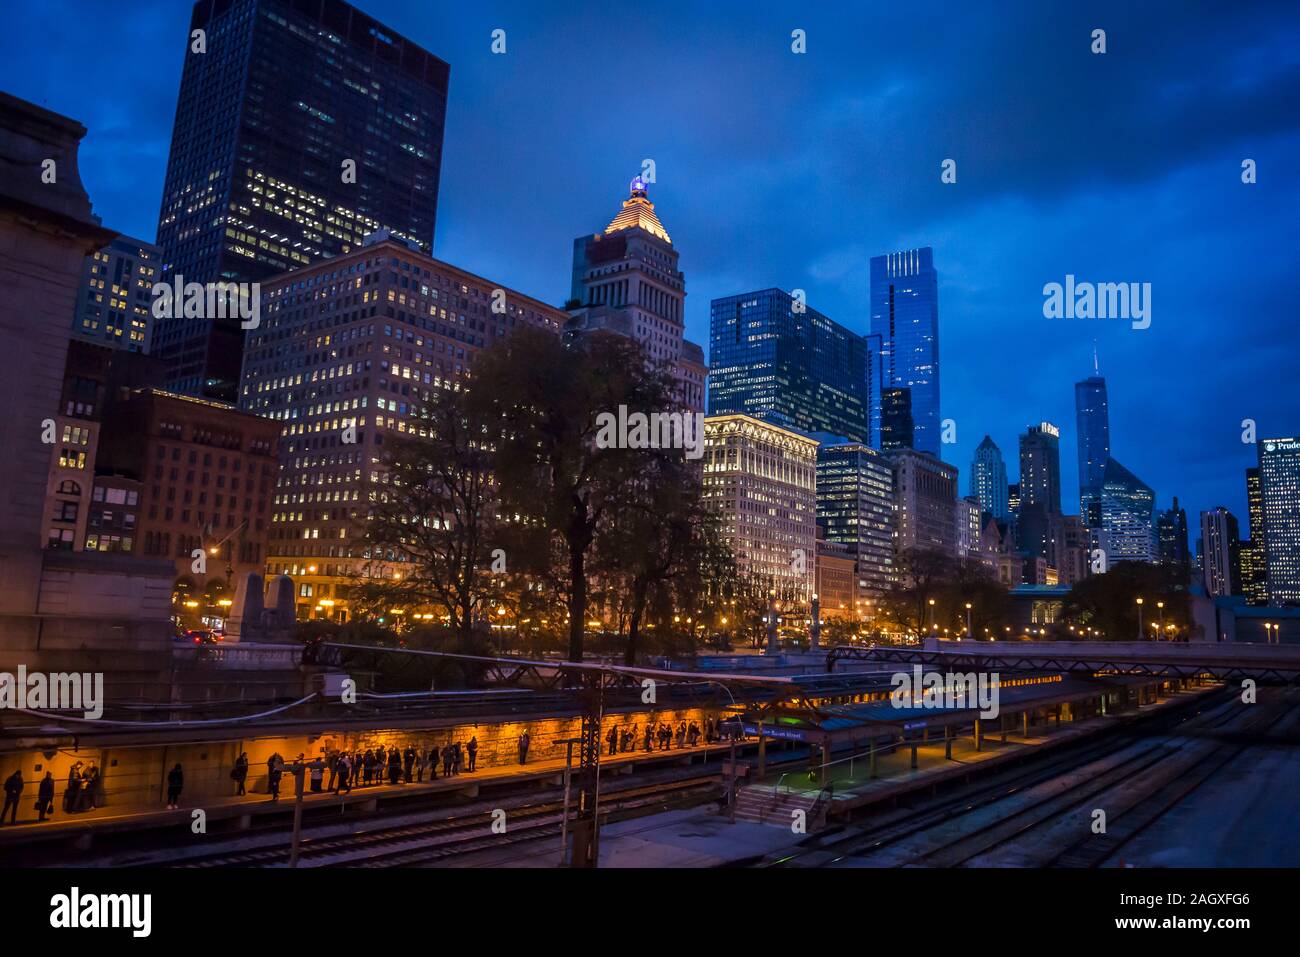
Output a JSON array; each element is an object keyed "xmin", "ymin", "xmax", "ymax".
[
  {"xmin": 517, "ymin": 731, "xmax": 531, "ymax": 765},
  {"xmin": 620, "ymin": 727, "xmax": 633, "ymax": 753},
  {"xmin": 676, "ymin": 722, "xmax": 687, "ymax": 749},
  {"xmin": 63, "ymin": 762, "xmax": 82, "ymax": 813},
  {"xmin": 232, "ymin": 752, "xmax": 249, "ymax": 796},
  {"xmin": 309, "ymin": 756, "xmax": 325, "ymax": 792},
  {"xmin": 606, "ymin": 726, "xmax": 618, "ymax": 756},
  {"xmin": 644, "ymin": 724, "xmax": 655, "ymax": 752},
  {"xmin": 387, "ymin": 747, "xmax": 401, "ymax": 785},
  {"xmin": 2, "ymin": 769, "xmax": 22, "ymax": 824},
  {"xmin": 466, "ymin": 737, "xmax": 478, "ymax": 772},
  {"xmin": 166, "ymin": 763, "xmax": 184, "ymax": 809},
  {"xmin": 37, "ymin": 771, "xmax": 55, "ymax": 822},
  {"xmin": 334, "ymin": 753, "xmax": 352, "ymax": 794},
  {"xmin": 403, "ymin": 745, "xmax": 416, "ymax": 783},
  {"xmin": 268, "ymin": 756, "xmax": 283, "ymax": 801}
]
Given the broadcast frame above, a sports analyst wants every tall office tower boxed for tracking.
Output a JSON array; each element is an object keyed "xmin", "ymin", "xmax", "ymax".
[
  {"xmin": 955, "ymin": 496, "xmax": 984, "ymax": 561},
  {"xmin": 1242, "ymin": 467, "xmax": 1268, "ymax": 604},
  {"xmin": 815, "ymin": 441, "xmax": 895, "ymax": 596},
  {"xmin": 888, "ymin": 449, "xmax": 959, "ymax": 556},
  {"xmin": 1200, "ymin": 507, "xmax": 1242, "ymax": 597},
  {"xmin": 1098, "ymin": 457, "xmax": 1156, "ymax": 564},
  {"xmin": 1156, "ymin": 496, "xmax": 1191, "ymax": 580},
  {"xmin": 864, "ymin": 332, "xmax": 886, "ymax": 449},
  {"xmin": 1075, "ymin": 362, "xmax": 1111, "ymax": 527},
  {"xmin": 154, "ymin": 0, "xmax": 450, "ymax": 401},
  {"xmin": 970, "ymin": 435, "xmax": 1009, "ymax": 519},
  {"xmin": 72, "ymin": 236, "xmax": 160, "ymax": 353},
  {"xmin": 239, "ymin": 235, "xmax": 566, "ymax": 620},
  {"xmin": 1056, "ymin": 513, "xmax": 1091, "ymax": 586},
  {"xmin": 879, "ymin": 387, "xmax": 914, "ymax": 451},
  {"xmin": 568, "ymin": 177, "xmax": 705, "ymax": 411},
  {"xmin": 701, "ymin": 415, "xmax": 818, "ymax": 600},
  {"xmin": 1019, "ymin": 422, "xmax": 1063, "ymax": 515},
  {"xmin": 870, "ymin": 247, "xmax": 940, "ymax": 455},
  {"xmin": 1258, "ymin": 437, "xmax": 1300, "ymax": 604},
  {"xmin": 1007, "ymin": 482, "xmax": 1020, "ymax": 516},
  {"xmin": 708, "ymin": 288, "xmax": 868, "ymax": 440}
]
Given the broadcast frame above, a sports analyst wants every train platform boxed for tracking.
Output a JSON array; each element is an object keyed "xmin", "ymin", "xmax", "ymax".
[{"xmin": 0, "ymin": 736, "xmax": 747, "ymax": 853}]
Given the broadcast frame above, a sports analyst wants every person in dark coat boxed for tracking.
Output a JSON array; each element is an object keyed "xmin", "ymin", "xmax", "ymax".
[
  {"xmin": 606, "ymin": 726, "xmax": 618, "ymax": 756},
  {"xmin": 427, "ymin": 747, "xmax": 438, "ymax": 780},
  {"xmin": 387, "ymin": 748, "xmax": 401, "ymax": 785},
  {"xmin": 37, "ymin": 771, "xmax": 55, "ymax": 822},
  {"xmin": 517, "ymin": 731, "xmax": 530, "ymax": 765},
  {"xmin": 334, "ymin": 753, "xmax": 351, "ymax": 794},
  {"xmin": 268, "ymin": 758, "xmax": 283, "ymax": 802},
  {"xmin": 362, "ymin": 749, "xmax": 375, "ymax": 786},
  {"xmin": 403, "ymin": 746, "xmax": 415, "ymax": 783},
  {"xmin": 232, "ymin": 752, "xmax": 249, "ymax": 796},
  {"xmin": 644, "ymin": 723, "xmax": 655, "ymax": 752},
  {"xmin": 63, "ymin": 763, "xmax": 82, "ymax": 813},
  {"xmin": 309, "ymin": 757, "xmax": 325, "ymax": 792},
  {"xmin": 466, "ymin": 737, "xmax": 478, "ymax": 773},
  {"xmin": 442, "ymin": 745, "xmax": 453, "ymax": 777},
  {"xmin": 2, "ymin": 769, "xmax": 22, "ymax": 824},
  {"xmin": 166, "ymin": 763, "xmax": 183, "ymax": 809},
  {"xmin": 452, "ymin": 741, "xmax": 463, "ymax": 775}
]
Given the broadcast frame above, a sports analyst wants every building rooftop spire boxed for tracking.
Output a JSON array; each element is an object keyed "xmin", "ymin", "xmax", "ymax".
[{"xmin": 605, "ymin": 176, "xmax": 671, "ymax": 243}]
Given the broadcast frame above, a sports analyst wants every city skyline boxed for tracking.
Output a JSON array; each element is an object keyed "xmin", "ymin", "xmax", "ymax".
[{"xmin": 3, "ymin": 0, "xmax": 1297, "ymax": 531}]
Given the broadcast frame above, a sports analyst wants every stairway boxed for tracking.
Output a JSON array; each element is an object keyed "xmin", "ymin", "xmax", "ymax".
[{"xmin": 732, "ymin": 785, "xmax": 824, "ymax": 828}]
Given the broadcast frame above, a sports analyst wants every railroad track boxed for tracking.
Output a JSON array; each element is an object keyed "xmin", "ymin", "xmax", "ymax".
[
  {"xmin": 764, "ymin": 686, "xmax": 1265, "ymax": 867},
  {"xmin": 172, "ymin": 775, "xmax": 723, "ymax": 868}
]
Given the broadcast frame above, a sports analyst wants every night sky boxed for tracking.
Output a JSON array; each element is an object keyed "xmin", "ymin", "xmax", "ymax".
[{"xmin": 3, "ymin": 0, "xmax": 1298, "ymax": 538}]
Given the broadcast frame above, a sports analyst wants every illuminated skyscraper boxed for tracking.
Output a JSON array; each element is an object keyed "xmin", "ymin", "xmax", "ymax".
[
  {"xmin": 154, "ymin": 0, "xmax": 450, "ymax": 400},
  {"xmin": 72, "ymin": 235, "xmax": 160, "ymax": 353},
  {"xmin": 708, "ymin": 288, "xmax": 869, "ymax": 440},
  {"xmin": 568, "ymin": 178, "xmax": 705, "ymax": 410},
  {"xmin": 1098, "ymin": 457, "xmax": 1156, "ymax": 564},
  {"xmin": 701, "ymin": 415, "xmax": 818, "ymax": 600},
  {"xmin": 1019, "ymin": 422, "xmax": 1062, "ymax": 516},
  {"xmin": 1258, "ymin": 437, "xmax": 1300, "ymax": 604},
  {"xmin": 870, "ymin": 248, "xmax": 940, "ymax": 455},
  {"xmin": 1200, "ymin": 507, "xmax": 1241, "ymax": 597},
  {"xmin": 816, "ymin": 441, "xmax": 895, "ymax": 596},
  {"xmin": 970, "ymin": 434, "xmax": 1009, "ymax": 520},
  {"xmin": 1075, "ymin": 361, "xmax": 1111, "ymax": 527},
  {"xmin": 1242, "ymin": 467, "xmax": 1268, "ymax": 604}
]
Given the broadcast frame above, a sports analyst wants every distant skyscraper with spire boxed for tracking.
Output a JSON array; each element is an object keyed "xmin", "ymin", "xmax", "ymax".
[
  {"xmin": 567, "ymin": 176, "xmax": 706, "ymax": 410},
  {"xmin": 1074, "ymin": 348, "xmax": 1111, "ymax": 527},
  {"xmin": 970, "ymin": 435, "xmax": 1009, "ymax": 519}
]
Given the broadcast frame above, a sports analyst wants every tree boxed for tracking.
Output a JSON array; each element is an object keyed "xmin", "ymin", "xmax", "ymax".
[
  {"xmin": 594, "ymin": 454, "xmax": 733, "ymax": 664},
  {"xmin": 350, "ymin": 384, "xmax": 500, "ymax": 652},
  {"xmin": 472, "ymin": 327, "xmax": 680, "ymax": 662},
  {"xmin": 1061, "ymin": 560, "xmax": 1193, "ymax": 641}
]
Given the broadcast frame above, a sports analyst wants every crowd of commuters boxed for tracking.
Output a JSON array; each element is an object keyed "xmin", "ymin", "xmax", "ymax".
[{"xmin": 0, "ymin": 712, "xmax": 742, "ymax": 823}]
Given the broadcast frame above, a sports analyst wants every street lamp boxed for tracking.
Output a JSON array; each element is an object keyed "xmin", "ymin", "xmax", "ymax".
[
  {"xmin": 1136, "ymin": 597, "xmax": 1144, "ymax": 641},
  {"xmin": 965, "ymin": 602, "xmax": 973, "ymax": 638},
  {"xmin": 1157, "ymin": 600, "xmax": 1165, "ymax": 637}
]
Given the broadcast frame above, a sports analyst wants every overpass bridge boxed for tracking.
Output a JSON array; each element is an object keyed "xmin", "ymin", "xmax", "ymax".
[{"xmin": 826, "ymin": 639, "xmax": 1300, "ymax": 684}]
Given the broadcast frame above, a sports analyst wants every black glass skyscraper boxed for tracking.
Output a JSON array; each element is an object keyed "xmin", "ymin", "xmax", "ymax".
[
  {"xmin": 709, "ymin": 289, "xmax": 870, "ymax": 443},
  {"xmin": 1075, "ymin": 364, "xmax": 1111, "ymax": 527},
  {"xmin": 154, "ymin": 0, "xmax": 449, "ymax": 400},
  {"xmin": 870, "ymin": 248, "xmax": 940, "ymax": 455}
]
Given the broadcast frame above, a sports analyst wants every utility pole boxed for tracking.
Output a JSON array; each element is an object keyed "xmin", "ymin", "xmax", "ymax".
[
  {"xmin": 556, "ymin": 736, "xmax": 581, "ymax": 866},
  {"xmin": 287, "ymin": 756, "xmax": 306, "ymax": 868},
  {"xmin": 570, "ymin": 671, "xmax": 605, "ymax": 868}
]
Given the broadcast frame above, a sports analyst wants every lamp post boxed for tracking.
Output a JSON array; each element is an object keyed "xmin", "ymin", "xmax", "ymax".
[
  {"xmin": 928, "ymin": 597, "xmax": 936, "ymax": 635},
  {"xmin": 1136, "ymin": 597, "xmax": 1144, "ymax": 641},
  {"xmin": 1157, "ymin": 600, "xmax": 1165, "ymax": 639},
  {"xmin": 965, "ymin": 602, "xmax": 973, "ymax": 639}
]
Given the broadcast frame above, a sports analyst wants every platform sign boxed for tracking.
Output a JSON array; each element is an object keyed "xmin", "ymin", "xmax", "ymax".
[
  {"xmin": 903, "ymin": 720, "xmax": 928, "ymax": 731},
  {"xmin": 742, "ymin": 723, "xmax": 807, "ymax": 742}
]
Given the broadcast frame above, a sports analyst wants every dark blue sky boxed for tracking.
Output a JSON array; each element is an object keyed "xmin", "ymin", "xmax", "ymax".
[{"xmin": 3, "ymin": 0, "xmax": 1298, "ymax": 539}]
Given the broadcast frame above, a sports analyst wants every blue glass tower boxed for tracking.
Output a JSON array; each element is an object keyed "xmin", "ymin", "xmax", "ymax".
[
  {"xmin": 1075, "ymin": 361, "xmax": 1111, "ymax": 527},
  {"xmin": 708, "ymin": 289, "xmax": 869, "ymax": 443},
  {"xmin": 870, "ymin": 248, "xmax": 940, "ymax": 455}
]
